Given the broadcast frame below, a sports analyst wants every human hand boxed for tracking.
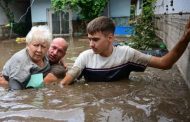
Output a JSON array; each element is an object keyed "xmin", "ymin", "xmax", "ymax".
[
  {"xmin": 59, "ymin": 81, "xmax": 64, "ymax": 88},
  {"xmin": 0, "ymin": 75, "xmax": 8, "ymax": 85},
  {"xmin": 58, "ymin": 73, "xmax": 73, "ymax": 88}
]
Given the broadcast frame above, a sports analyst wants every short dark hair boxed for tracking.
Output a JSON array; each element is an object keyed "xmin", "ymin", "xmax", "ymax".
[
  {"xmin": 49, "ymin": 64, "xmax": 66, "ymax": 79},
  {"xmin": 87, "ymin": 16, "xmax": 115, "ymax": 36}
]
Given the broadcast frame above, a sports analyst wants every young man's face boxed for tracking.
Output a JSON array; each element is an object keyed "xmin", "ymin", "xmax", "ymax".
[{"xmin": 88, "ymin": 32, "xmax": 114, "ymax": 57}]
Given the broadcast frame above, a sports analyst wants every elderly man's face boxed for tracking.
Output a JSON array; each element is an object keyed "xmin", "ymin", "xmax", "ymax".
[
  {"xmin": 27, "ymin": 40, "xmax": 49, "ymax": 63},
  {"xmin": 48, "ymin": 39, "xmax": 67, "ymax": 64}
]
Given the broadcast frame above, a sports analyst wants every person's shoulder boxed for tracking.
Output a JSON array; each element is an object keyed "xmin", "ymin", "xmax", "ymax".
[
  {"xmin": 3, "ymin": 49, "xmax": 27, "ymax": 68},
  {"xmin": 10, "ymin": 48, "xmax": 27, "ymax": 60},
  {"xmin": 114, "ymin": 45, "xmax": 131, "ymax": 52},
  {"xmin": 80, "ymin": 49, "xmax": 94, "ymax": 56}
]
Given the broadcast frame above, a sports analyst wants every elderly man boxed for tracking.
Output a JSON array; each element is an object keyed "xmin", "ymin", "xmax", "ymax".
[
  {"xmin": 44, "ymin": 37, "xmax": 69, "ymax": 84},
  {"xmin": 48, "ymin": 37, "xmax": 68, "ymax": 65}
]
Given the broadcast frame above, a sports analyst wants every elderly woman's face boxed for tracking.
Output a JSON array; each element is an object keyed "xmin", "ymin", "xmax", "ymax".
[{"xmin": 27, "ymin": 40, "xmax": 49, "ymax": 63}]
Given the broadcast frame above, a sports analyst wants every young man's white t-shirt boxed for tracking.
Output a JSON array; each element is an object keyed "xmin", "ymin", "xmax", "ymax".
[{"xmin": 68, "ymin": 46, "xmax": 151, "ymax": 82}]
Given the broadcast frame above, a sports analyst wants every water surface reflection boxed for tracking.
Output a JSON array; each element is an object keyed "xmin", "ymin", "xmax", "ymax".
[{"xmin": 0, "ymin": 38, "xmax": 190, "ymax": 122}]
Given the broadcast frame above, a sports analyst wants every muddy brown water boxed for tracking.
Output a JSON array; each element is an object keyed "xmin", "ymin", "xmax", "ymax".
[{"xmin": 0, "ymin": 37, "xmax": 190, "ymax": 122}]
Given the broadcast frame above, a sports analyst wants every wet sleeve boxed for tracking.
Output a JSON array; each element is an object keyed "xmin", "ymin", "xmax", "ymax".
[
  {"xmin": 2, "ymin": 55, "xmax": 29, "ymax": 83},
  {"xmin": 128, "ymin": 47, "xmax": 152, "ymax": 66},
  {"xmin": 67, "ymin": 52, "xmax": 87, "ymax": 79},
  {"xmin": 67, "ymin": 66, "xmax": 81, "ymax": 79},
  {"xmin": 8, "ymin": 78, "xmax": 24, "ymax": 90}
]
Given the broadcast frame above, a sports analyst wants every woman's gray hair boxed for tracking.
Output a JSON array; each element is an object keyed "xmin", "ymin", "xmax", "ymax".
[{"xmin": 26, "ymin": 25, "xmax": 52, "ymax": 45}]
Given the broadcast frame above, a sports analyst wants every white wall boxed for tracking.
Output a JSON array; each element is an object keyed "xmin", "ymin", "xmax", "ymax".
[
  {"xmin": 154, "ymin": 0, "xmax": 190, "ymax": 14},
  {"xmin": 136, "ymin": 0, "xmax": 142, "ymax": 15},
  {"xmin": 136, "ymin": 0, "xmax": 190, "ymax": 15},
  {"xmin": 0, "ymin": 7, "xmax": 8, "ymax": 25},
  {"xmin": 31, "ymin": 0, "xmax": 51, "ymax": 23},
  {"xmin": 109, "ymin": 0, "xmax": 131, "ymax": 17}
]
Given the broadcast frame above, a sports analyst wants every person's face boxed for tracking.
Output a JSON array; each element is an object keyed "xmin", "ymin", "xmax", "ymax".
[
  {"xmin": 48, "ymin": 39, "xmax": 67, "ymax": 64},
  {"xmin": 27, "ymin": 40, "xmax": 49, "ymax": 63},
  {"xmin": 88, "ymin": 32, "xmax": 114, "ymax": 57}
]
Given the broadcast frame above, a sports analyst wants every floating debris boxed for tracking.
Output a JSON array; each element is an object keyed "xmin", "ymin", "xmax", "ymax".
[{"xmin": 16, "ymin": 37, "xmax": 26, "ymax": 43}]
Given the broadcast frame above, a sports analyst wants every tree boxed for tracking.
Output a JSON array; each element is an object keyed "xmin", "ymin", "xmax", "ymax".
[
  {"xmin": 77, "ymin": 0, "xmax": 108, "ymax": 21},
  {"xmin": 51, "ymin": 0, "xmax": 108, "ymax": 35},
  {"xmin": 129, "ymin": 0, "xmax": 159, "ymax": 50}
]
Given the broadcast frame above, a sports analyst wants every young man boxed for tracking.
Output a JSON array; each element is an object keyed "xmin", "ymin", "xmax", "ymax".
[{"xmin": 60, "ymin": 16, "xmax": 190, "ymax": 86}]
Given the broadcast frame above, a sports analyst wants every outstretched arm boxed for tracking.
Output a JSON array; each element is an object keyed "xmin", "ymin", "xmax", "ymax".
[
  {"xmin": 148, "ymin": 19, "xmax": 190, "ymax": 69},
  {"xmin": 59, "ymin": 66, "xmax": 81, "ymax": 87}
]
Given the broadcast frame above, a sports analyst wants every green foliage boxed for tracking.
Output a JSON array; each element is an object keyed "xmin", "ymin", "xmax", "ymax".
[
  {"xmin": 130, "ymin": 0, "xmax": 160, "ymax": 50},
  {"xmin": 129, "ymin": 5, "xmax": 136, "ymax": 21},
  {"xmin": 78, "ymin": 0, "xmax": 108, "ymax": 21},
  {"xmin": 51, "ymin": 0, "xmax": 78, "ymax": 11},
  {"xmin": 51, "ymin": 0, "xmax": 108, "ymax": 20}
]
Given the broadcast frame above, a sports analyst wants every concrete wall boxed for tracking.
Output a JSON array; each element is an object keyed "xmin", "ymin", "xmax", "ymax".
[
  {"xmin": 109, "ymin": 0, "xmax": 131, "ymax": 17},
  {"xmin": 154, "ymin": 0, "xmax": 190, "ymax": 14},
  {"xmin": 154, "ymin": 0, "xmax": 190, "ymax": 88},
  {"xmin": 30, "ymin": 0, "xmax": 51, "ymax": 24},
  {"xmin": 0, "ymin": 7, "xmax": 8, "ymax": 25},
  {"xmin": 136, "ymin": 0, "xmax": 190, "ymax": 15},
  {"xmin": 136, "ymin": 0, "xmax": 142, "ymax": 15},
  {"xmin": 155, "ymin": 14, "xmax": 190, "ymax": 88}
]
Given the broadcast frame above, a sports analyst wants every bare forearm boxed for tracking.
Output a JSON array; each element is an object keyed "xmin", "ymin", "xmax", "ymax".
[
  {"xmin": 162, "ymin": 35, "xmax": 189, "ymax": 67},
  {"xmin": 60, "ymin": 73, "xmax": 74, "ymax": 86},
  {"xmin": 149, "ymin": 20, "xmax": 190, "ymax": 69}
]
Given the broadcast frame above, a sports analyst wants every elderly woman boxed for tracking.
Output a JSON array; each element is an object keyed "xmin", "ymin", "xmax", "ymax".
[{"xmin": 2, "ymin": 25, "xmax": 52, "ymax": 90}]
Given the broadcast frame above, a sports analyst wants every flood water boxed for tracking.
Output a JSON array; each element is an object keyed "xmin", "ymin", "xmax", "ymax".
[{"xmin": 0, "ymin": 37, "xmax": 190, "ymax": 122}]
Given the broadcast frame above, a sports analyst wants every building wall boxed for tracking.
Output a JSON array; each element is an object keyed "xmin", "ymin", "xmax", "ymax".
[
  {"xmin": 0, "ymin": 7, "xmax": 7, "ymax": 38},
  {"xmin": 30, "ymin": 0, "xmax": 51, "ymax": 24},
  {"xmin": 0, "ymin": 7, "xmax": 8, "ymax": 25},
  {"xmin": 135, "ymin": 0, "xmax": 190, "ymax": 88},
  {"xmin": 109, "ymin": 0, "xmax": 131, "ymax": 17},
  {"xmin": 154, "ymin": 0, "xmax": 190, "ymax": 88},
  {"xmin": 154, "ymin": 0, "xmax": 190, "ymax": 14},
  {"xmin": 136, "ymin": 0, "xmax": 142, "ymax": 15},
  {"xmin": 108, "ymin": 0, "xmax": 131, "ymax": 29}
]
